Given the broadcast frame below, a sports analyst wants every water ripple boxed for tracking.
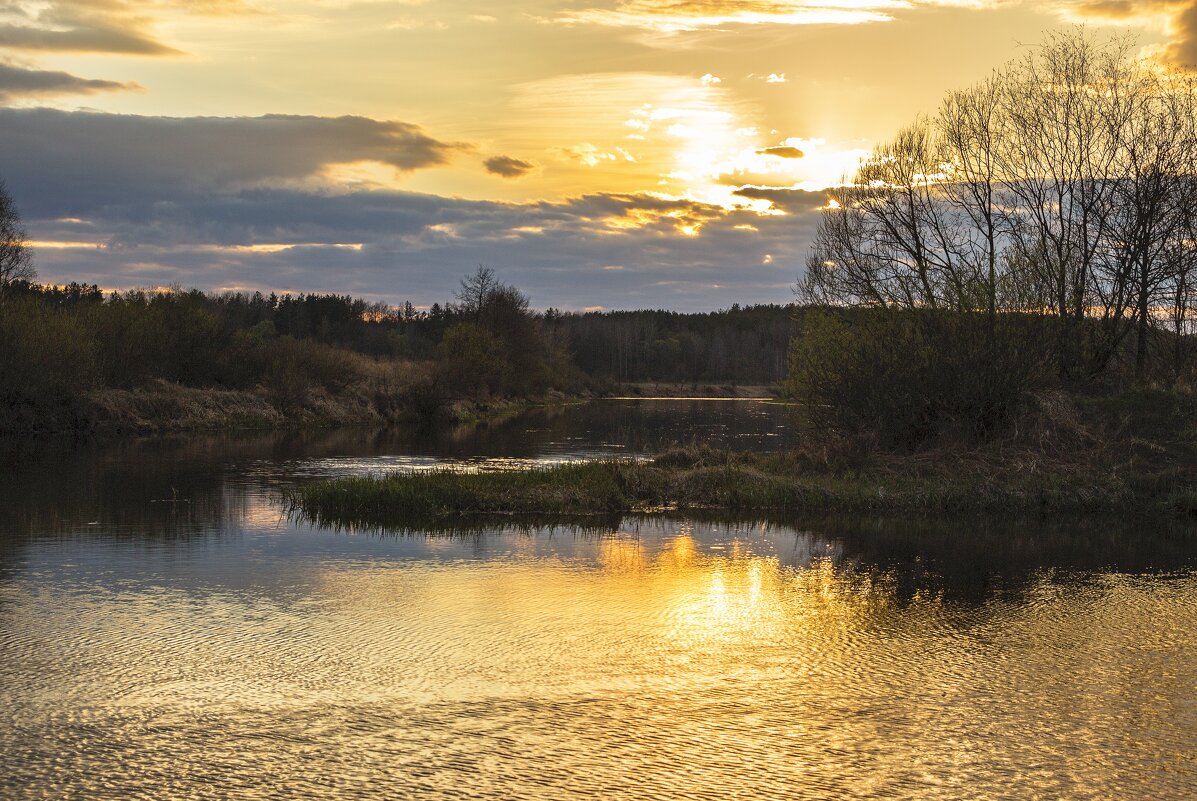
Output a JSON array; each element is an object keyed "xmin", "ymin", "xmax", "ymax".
[{"xmin": 2, "ymin": 528, "xmax": 1196, "ymax": 800}]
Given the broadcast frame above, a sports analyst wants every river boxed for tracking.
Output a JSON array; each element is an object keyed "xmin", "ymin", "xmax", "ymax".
[{"xmin": 1, "ymin": 400, "xmax": 1195, "ymax": 799}]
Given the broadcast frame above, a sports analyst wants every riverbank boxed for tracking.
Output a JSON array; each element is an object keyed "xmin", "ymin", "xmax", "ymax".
[
  {"xmin": 3, "ymin": 377, "xmax": 581, "ymax": 436},
  {"xmin": 289, "ymin": 389, "xmax": 1197, "ymax": 526},
  {"xmin": 2, "ymin": 377, "xmax": 416, "ymax": 435},
  {"xmin": 6, "ymin": 376, "xmax": 782, "ymax": 436},
  {"xmin": 0, "ymin": 279, "xmax": 589, "ymax": 436},
  {"xmin": 607, "ymin": 382, "xmax": 778, "ymax": 399}
]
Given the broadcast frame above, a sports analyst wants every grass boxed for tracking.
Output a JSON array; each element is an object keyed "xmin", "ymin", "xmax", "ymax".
[{"xmin": 289, "ymin": 429, "xmax": 1197, "ymax": 532}]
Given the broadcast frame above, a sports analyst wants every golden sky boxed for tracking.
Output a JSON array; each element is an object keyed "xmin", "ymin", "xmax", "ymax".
[{"xmin": 0, "ymin": 0, "xmax": 1184, "ymax": 308}]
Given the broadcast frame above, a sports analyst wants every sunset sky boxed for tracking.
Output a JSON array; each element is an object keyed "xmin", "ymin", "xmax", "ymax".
[{"xmin": 0, "ymin": 1, "xmax": 1187, "ymax": 310}]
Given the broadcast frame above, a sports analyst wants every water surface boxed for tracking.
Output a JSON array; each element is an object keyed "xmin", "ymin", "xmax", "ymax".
[{"xmin": 2, "ymin": 401, "xmax": 1195, "ymax": 799}]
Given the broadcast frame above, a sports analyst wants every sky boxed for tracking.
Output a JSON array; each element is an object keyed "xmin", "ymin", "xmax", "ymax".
[{"xmin": 0, "ymin": 0, "xmax": 1187, "ymax": 311}]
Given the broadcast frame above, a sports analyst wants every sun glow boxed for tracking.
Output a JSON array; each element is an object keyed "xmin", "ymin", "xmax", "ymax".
[
  {"xmin": 558, "ymin": 1, "xmax": 900, "ymax": 31},
  {"xmin": 28, "ymin": 240, "xmax": 103, "ymax": 250},
  {"xmin": 505, "ymin": 71, "xmax": 862, "ymax": 221}
]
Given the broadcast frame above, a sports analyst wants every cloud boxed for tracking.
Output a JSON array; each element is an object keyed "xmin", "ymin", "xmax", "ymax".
[
  {"xmin": 553, "ymin": 0, "xmax": 1197, "ymax": 55},
  {"xmin": 5, "ymin": 154, "xmax": 823, "ymax": 310},
  {"xmin": 0, "ymin": 0, "xmax": 259, "ymax": 57},
  {"xmin": 0, "ymin": 22, "xmax": 177, "ymax": 56},
  {"xmin": 0, "ymin": 1, "xmax": 180, "ymax": 56},
  {"xmin": 1168, "ymin": 4, "xmax": 1197, "ymax": 66},
  {"xmin": 176, "ymin": 0, "xmax": 261, "ymax": 14},
  {"xmin": 553, "ymin": 1, "xmax": 1042, "ymax": 33},
  {"xmin": 483, "ymin": 155, "xmax": 537, "ymax": 178},
  {"xmin": 0, "ymin": 108, "xmax": 464, "ymax": 204},
  {"xmin": 17, "ymin": 187, "xmax": 819, "ymax": 310},
  {"xmin": 757, "ymin": 146, "xmax": 804, "ymax": 159},
  {"xmin": 0, "ymin": 62, "xmax": 141, "ymax": 102},
  {"xmin": 731, "ymin": 185, "xmax": 828, "ymax": 213},
  {"xmin": 1056, "ymin": 0, "xmax": 1179, "ymax": 23},
  {"xmin": 1050, "ymin": 1, "xmax": 1197, "ymax": 68}
]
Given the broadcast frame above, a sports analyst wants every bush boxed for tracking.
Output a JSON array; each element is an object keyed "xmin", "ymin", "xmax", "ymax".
[
  {"xmin": 0, "ymin": 297, "xmax": 98, "ymax": 429},
  {"xmin": 785, "ymin": 308, "xmax": 1051, "ymax": 449},
  {"xmin": 436, "ymin": 323, "xmax": 507, "ymax": 396}
]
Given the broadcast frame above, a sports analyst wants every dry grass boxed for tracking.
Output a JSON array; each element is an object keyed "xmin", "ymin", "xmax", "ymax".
[{"xmin": 83, "ymin": 358, "xmax": 435, "ymax": 433}]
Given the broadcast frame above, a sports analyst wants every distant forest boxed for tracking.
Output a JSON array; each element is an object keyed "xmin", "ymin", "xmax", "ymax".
[
  {"xmin": 555, "ymin": 306, "xmax": 794, "ymax": 384},
  {"xmin": 4, "ymin": 280, "xmax": 794, "ymax": 385},
  {"xmin": 0, "ymin": 267, "xmax": 795, "ymax": 432}
]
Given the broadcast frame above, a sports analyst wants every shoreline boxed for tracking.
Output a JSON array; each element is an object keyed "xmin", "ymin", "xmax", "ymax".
[
  {"xmin": 604, "ymin": 382, "xmax": 778, "ymax": 399},
  {"xmin": 0, "ymin": 383, "xmax": 588, "ymax": 438},
  {"xmin": 1, "ymin": 385, "xmax": 783, "ymax": 437}
]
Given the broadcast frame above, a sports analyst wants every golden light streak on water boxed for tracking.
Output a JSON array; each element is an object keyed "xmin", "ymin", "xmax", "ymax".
[{"xmin": 3, "ymin": 521, "xmax": 1196, "ymax": 799}]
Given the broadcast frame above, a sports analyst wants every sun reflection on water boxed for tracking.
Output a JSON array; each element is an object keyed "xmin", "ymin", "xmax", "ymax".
[{"xmin": 3, "ymin": 521, "xmax": 1197, "ymax": 799}]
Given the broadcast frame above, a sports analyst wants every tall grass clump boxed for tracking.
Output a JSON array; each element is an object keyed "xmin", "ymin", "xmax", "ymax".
[{"xmin": 290, "ymin": 442, "xmax": 1197, "ymax": 531}]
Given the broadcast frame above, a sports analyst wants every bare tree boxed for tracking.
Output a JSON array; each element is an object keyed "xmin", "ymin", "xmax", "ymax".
[
  {"xmin": 993, "ymin": 31, "xmax": 1134, "ymax": 376},
  {"xmin": 805, "ymin": 28, "xmax": 1197, "ymax": 385},
  {"xmin": 0, "ymin": 178, "xmax": 34, "ymax": 293},
  {"xmin": 802, "ymin": 185, "xmax": 890, "ymax": 308},
  {"xmin": 803, "ymin": 119, "xmax": 975, "ymax": 312},
  {"xmin": 455, "ymin": 265, "xmax": 499, "ymax": 322},
  {"xmin": 1095, "ymin": 69, "xmax": 1197, "ymax": 379},
  {"xmin": 1165, "ymin": 175, "xmax": 1197, "ymax": 384},
  {"xmin": 938, "ymin": 74, "xmax": 1006, "ymax": 321}
]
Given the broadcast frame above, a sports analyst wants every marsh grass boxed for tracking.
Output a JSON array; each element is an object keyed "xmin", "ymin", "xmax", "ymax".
[{"xmin": 290, "ymin": 433, "xmax": 1197, "ymax": 531}]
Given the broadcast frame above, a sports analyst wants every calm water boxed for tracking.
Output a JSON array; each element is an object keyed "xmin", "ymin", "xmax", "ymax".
[{"xmin": 2, "ymin": 400, "xmax": 1196, "ymax": 800}]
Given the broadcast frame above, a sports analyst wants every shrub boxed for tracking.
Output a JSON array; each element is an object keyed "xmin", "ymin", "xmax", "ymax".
[
  {"xmin": 436, "ymin": 323, "xmax": 507, "ymax": 396},
  {"xmin": 0, "ymin": 297, "xmax": 98, "ymax": 428},
  {"xmin": 785, "ymin": 308, "xmax": 1051, "ymax": 449}
]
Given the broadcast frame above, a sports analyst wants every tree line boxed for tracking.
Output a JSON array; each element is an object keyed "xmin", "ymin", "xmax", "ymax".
[
  {"xmin": 792, "ymin": 30, "xmax": 1197, "ymax": 447},
  {"xmin": 0, "ymin": 265, "xmax": 585, "ymax": 429},
  {"xmin": 551, "ymin": 305, "xmax": 795, "ymax": 385}
]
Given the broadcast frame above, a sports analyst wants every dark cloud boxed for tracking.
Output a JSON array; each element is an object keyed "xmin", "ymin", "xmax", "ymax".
[
  {"xmin": 756, "ymin": 146, "xmax": 804, "ymax": 159},
  {"xmin": 483, "ymin": 155, "xmax": 537, "ymax": 178},
  {"xmin": 0, "ymin": 62, "xmax": 140, "ymax": 101},
  {"xmin": 0, "ymin": 108, "xmax": 464, "ymax": 207},
  {"xmin": 0, "ymin": 0, "xmax": 258, "ymax": 57},
  {"xmin": 0, "ymin": 107, "xmax": 817, "ymax": 310},
  {"xmin": 732, "ymin": 185, "xmax": 826, "ymax": 213},
  {"xmin": 0, "ymin": 23, "xmax": 177, "ymax": 55},
  {"xmin": 17, "ymin": 184, "xmax": 818, "ymax": 310}
]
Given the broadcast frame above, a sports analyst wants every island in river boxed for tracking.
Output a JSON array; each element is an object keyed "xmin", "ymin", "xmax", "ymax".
[{"xmin": 292, "ymin": 390, "xmax": 1197, "ymax": 527}]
